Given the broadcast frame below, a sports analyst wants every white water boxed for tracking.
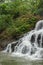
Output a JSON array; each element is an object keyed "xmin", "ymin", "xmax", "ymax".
[{"xmin": 2, "ymin": 20, "xmax": 43, "ymax": 60}]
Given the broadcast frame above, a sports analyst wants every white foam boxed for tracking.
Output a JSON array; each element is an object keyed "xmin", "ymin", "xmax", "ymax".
[{"xmin": 2, "ymin": 20, "xmax": 43, "ymax": 60}]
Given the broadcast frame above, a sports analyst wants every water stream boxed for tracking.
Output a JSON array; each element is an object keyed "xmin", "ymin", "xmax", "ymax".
[{"xmin": 1, "ymin": 20, "xmax": 43, "ymax": 60}]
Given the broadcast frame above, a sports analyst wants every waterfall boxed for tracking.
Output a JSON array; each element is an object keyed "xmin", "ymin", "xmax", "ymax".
[{"xmin": 2, "ymin": 20, "xmax": 43, "ymax": 60}]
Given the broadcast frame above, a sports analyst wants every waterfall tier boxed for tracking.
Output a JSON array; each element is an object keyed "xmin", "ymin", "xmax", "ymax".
[{"xmin": 2, "ymin": 20, "xmax": 43, "ymax": 60}]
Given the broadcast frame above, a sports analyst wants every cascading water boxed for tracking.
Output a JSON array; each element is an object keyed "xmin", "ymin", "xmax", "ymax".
[{"xmin": 2, "ymin": 20, "xmax": 43, "ymax": 60}]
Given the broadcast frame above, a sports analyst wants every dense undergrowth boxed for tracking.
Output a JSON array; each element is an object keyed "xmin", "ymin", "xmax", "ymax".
[{"xmin": 0, "ymin": 0, "xmax": 43, "ymax": 46}]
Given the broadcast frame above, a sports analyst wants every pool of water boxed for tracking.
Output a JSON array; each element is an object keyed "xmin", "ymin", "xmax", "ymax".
[{"xmin": 0, "ymin": 52, "xmax": 43, "ymax": 65}]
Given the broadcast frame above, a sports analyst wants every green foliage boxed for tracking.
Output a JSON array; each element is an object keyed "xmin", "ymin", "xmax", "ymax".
[
  {"xmin": 0, "ymin": 0, "xmax": 4, "ymax": 3},
  {"xmin": 0, "ymin": 0, "xmax": 43, "ymax": 40},
  {"xmin": 0, "ymin": 15, "xmax": 13, "ymax": 33},
  {"xmin": 33, "ymin": 0, "xmax": 43, "ymax": 16}
]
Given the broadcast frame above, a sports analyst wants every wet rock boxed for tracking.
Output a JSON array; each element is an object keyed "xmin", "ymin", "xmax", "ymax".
[
  {"xmin": 37, "ymin": 34, "xmax": 41, "ymax": 47},
  {"xmin": 42, "ymin": 35, "xmax": 43, "ymax": 48},
  {"xmin": 30, "ymin": 34, "xmax": 35, "ymax": 44},
  {"xmin": 22, "ymin": 46, "xmax": 29, "ymax": 54}
]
